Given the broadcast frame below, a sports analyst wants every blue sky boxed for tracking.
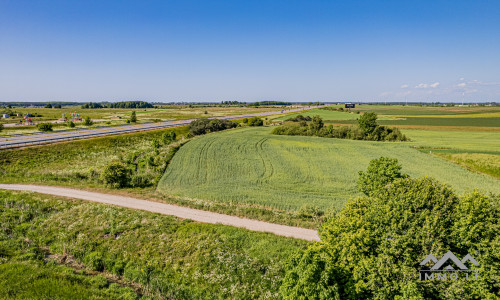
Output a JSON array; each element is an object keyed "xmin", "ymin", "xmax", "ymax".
[{"xmin": 1, "ymin": 0, "xmax": 499, "ymax": 102}]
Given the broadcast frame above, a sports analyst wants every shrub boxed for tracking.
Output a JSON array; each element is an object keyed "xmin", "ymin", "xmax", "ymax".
[
  {"xmin": 189, "ymin": 118, "xmax": 237, "ymax": 135},
  {"xmin": 0, "ymin": 123, "xmax": 3, "ymax": 132},
  {"xmin": 297, "ymin": 204, "xmax": 322, "ymax": 219},
  {"xmin": 152, "ymin": 139, "xmax": 161, "ymax": 149},
  {"xmin": 286, "ymin": 115, "xmax": 311, "ymax": 122},
  {"xmin": 36, "ymin": 123, "xmax": 53, "ymax": 131},
  {"xmin": 130, "ymin": 111, "xmax": 137, "ymax": 123},
  {"xmin": 83, "ymin": 116, "xmax": 93, "ymax": 126},
  {"xmin": 100, "ymin": 162, "xmax": 130, "ymax": 188},
  {"xmin": 162, "ymin": 131, "xmax": 176, "ymax": 144},
  {"xmin": 85, "ymin": 251, "xmax": 104, "ymax": 271},
  {"xmin": 247, "ymin": 116, "xmax": 263, "ymax": 126},
  {"xmin": 44, "ymin": 103, "xmax": 52, "ymax": 108},
  {"xmin": 67, "ymin": 121, "xmax": 75, "ymax": 128},
  {"xmin": 54, "ymin": 104, "xmax": 62, "ymax": 108}
]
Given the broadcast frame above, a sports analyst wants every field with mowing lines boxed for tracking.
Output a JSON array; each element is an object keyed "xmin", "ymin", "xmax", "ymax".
[{"xmin": 158, "ymin": 127, "xmax": 500, "ymax": 211}]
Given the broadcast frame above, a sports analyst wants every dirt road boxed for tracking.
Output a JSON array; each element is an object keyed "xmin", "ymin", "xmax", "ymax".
[{"xmin": 0, "ymin": 184, "xmax": 320, "ymax": 242}]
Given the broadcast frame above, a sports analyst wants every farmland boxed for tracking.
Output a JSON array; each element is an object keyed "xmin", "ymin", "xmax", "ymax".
[
  {"xmin": 158, "ymin": 126, "xmax": 500, "ymax": 211},
  {"xmin": 273, "ymin": 105, "xmax": 500, "ymax": 130}
]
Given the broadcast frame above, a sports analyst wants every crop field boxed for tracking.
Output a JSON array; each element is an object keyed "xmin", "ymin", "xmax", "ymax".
[
  {"xmin": 272, "ymin": 108, "xmax": 392, "ymax": 121},
  {"xmin": 158, "ymin": 127, "xmax": 500, "ymax": 211},
  {"xmin": 272, "ymin": 106, "xmax": 500, "ymax": 129}
]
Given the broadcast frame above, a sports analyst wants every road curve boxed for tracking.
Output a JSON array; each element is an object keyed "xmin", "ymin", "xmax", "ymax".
[
  {"xmin": 0, "ymin": 184, "xmax": 321, "ymax": 242},
  {"xmin": 0, "ymin": 106, "xmax": 324, "ymax": 149}
]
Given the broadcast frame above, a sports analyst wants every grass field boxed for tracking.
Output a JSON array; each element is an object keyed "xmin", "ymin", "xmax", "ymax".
[
  {"xmin": 0, "ymin": 190, "xmax": 308, "ymax": 299},
  {"xmin": 157, "ymin": 127, "xmax": 500, "ymax": 211},
  {"xmin": 272, "ymin": 108, "xmax": 392, "ymax": 121}
]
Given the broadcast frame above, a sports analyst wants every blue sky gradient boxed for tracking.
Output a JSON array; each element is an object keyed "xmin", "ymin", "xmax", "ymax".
[{"xmin": 1, "ymin": 0, "xmax": 499, "ymax": 102}]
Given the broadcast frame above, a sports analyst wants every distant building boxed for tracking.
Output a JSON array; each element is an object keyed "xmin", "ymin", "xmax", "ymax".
[{"xmin": 2, "ymin": 114, "xmax": 10, "ymax": 119}]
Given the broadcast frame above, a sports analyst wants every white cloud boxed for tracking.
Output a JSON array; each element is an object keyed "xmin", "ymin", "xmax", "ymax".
[
  {"xmin": 457, "ymin": 82, "xmax": 466, "ymax": 87},
  {"xmin": 415, "ymin": 83, "xmax": 428, "ymax": 89},
  {"xmin": 430, "ymin": 82, "xmax": 440, "ymax": 88},
  {"xmin": 400, "ymin": 84, "xmax": 409, "ymax": 89},
  {"xmin": 459, "ymin": 77, "xmax": 465, "ymax": 81}
]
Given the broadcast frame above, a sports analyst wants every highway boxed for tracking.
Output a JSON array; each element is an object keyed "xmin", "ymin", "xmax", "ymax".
[{"xmin": 0, "ymin": 106, "xmax": 323, "ymax": 149}]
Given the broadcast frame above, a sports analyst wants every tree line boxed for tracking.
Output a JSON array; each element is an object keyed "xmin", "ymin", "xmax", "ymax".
[
  {"xmin": 272, "ymin": 112, "xmax": 407, "ymax": 142},
  {"xmin": 81, "ymin": 101, "xmax": 154, "ymax": 109}
]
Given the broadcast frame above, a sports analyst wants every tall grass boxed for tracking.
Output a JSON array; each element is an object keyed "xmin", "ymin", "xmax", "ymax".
[{"xmin": 0, "ymin": 190, "xmax": 307, "ymax": 299}]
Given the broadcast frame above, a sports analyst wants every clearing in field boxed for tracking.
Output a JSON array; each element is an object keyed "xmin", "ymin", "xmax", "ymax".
[{"xmin": 157, "ymin": 127, "xmax": 500, "ymax": 211}]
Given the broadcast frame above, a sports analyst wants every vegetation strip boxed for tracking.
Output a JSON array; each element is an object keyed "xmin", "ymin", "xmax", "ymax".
[{"xmin": 0, "ymin": 184, "xmax": 320, "ymax": 241}]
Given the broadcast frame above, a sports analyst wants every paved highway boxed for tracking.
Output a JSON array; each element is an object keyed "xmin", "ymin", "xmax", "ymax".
[{"xmin": 0, "ymin": 106, "xmax": 323, "ymax": 149}]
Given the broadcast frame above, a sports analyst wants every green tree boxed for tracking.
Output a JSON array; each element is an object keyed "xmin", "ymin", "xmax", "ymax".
[
  {"xmin": 36, "ymin": 123, "xmax": 53, "ymax": 131},
  {"xmin": 309, "ymin": 115, "xmax": 324, "ymax": 134},
  {"xmin": 44, "ymin": 103, "xmax": 52, "ymax": 108},
  {"xmin": 281, "ymin": 160, "xmax": 500, "ymax": 299},
  {"xmin": 83, "ymin": 116, "xmax": 93, "ymax": 126},
  {"xmin": 357, "ymin": 157, "xmax": 407, "ymax": 196},
  {"xmin": 54, "ymin": 104, "xmax": 62, "ymax": 108},
  {"xmin": 100, "ymin": 162, "xmax": 130, "ymax": 188},
  {"xmin": 358, "ymin": 112, "xmax": 378, "ymax": 135},
  {"xmin": 130, "ymin": 111, "xmax": 137, "ymax": 123}
]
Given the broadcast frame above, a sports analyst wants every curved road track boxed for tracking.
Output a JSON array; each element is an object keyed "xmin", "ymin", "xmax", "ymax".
[
  {"xmin": 0, "ymin": 106, "xmax": 324, "ymax": 149},
  {"xmin": 0, "ymin": 184, "xmax": 320, "ymax": 242}
]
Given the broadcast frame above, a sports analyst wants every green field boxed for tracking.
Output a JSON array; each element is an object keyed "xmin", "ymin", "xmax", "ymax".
[
  {"xmin": 157, "ymin": 127, "xmax": 500, "ymax": 211},
  {"xmin": 272, "ymin": 108, "xmax": 392, "ymax": 121},
  {"xmin": 0, "ymin": 190, "xmax": 307, "ymax": 299}
]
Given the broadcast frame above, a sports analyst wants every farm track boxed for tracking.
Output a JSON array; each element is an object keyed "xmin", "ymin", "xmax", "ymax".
[{"xmin": 0, "ymin": 184, "xmax": 320, "ymax": 242}]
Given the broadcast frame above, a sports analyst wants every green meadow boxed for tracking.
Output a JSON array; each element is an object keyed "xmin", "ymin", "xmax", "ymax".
[{"xmin": 0, "ymin": 190, "xmax": 307, "ymax": 299}]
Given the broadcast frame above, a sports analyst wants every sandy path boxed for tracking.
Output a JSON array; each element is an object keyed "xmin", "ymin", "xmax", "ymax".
[{"xmin": 0, "ymin": 184, "xmax": 320, "ymax": 242}]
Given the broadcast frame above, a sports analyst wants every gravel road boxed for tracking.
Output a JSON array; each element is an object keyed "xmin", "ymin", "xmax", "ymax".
[{"xmin": 0, "ymin": 184, "xmax": 320, "ymax": 241}]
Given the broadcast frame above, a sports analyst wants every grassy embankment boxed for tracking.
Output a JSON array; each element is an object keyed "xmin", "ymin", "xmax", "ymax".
[
  {"xmin": 158, "ymin": 127, "xmax": 500, "ymax": 211},
  {"xmin": 0, "ymin": 190, "xmax": 307, "ymax": 299}
]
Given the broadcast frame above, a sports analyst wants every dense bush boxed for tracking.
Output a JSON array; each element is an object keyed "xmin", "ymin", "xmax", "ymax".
[
  {"xmin": 281, "ymin": 158, "xmax": 500, "ymax": 299},
  {"xmin": 286, "ymin": 114, "xmax": 312, "ymax": 122},
  {"xmin": 0, "ymin": 123, "xmax": 3, "ymax": 132},
  {"xmin": 83, "ymin": 116, "xmax": 93, "ymax": 126},
  {"xmin": 189, "ymin": 118, "xmax": 237, "ymax": 135},
  {"xmin": 162, "ymin": 131, "xmax": 176, "ymax": 144},
  {"xmin": 247, "ymin": 116, "xmax": 264, "ymax": 126},
  {"xmin": 100, "ymin": 162, "xmax": 130, "ymax": 188},
  {"xmin": 130, "ymin": 111, "xmax": 137, "ymax": 123},
  {"xmin": 36, "ymin": 123, "xmax": 53, "ymax": 131},
  {"xmin": 67, "ymin": 121, "xmax": 75, "ymax": 128}
]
